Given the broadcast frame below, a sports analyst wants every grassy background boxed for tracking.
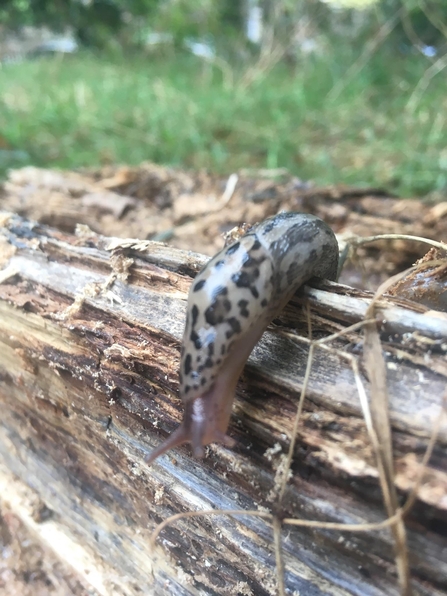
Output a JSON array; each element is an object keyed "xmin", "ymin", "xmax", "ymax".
[{"xmin": 1, "ymin": 48, "xmax": 446, "ymax": 197}]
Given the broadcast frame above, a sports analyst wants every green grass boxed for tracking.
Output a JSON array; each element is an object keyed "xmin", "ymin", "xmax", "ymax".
[{"xmin": 1, "ymin": 47, "xmax": 446, "ymax": 196}]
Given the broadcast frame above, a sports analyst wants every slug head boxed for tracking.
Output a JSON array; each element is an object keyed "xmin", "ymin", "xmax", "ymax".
[{"xmin": 145, "ymin": 380, "xmax": 237, "ymax": 465}]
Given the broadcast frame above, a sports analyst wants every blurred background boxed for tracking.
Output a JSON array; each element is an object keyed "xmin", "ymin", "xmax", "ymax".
[{"xmin": 1, "ymin": 0, "xmax": 447, "ymax": 198}]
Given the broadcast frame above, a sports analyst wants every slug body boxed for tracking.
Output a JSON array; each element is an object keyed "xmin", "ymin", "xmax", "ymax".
[{"xmin": 146, "ymin": 212, "xmax": 338, "ymax": 464}]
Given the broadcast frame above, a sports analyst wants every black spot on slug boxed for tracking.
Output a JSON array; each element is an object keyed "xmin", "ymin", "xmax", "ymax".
[
  {"xmin": 231, "ymin": 269, "xmax": 259, "ymax": 290},
  {"xmin": 208, "ymin": 342, "xmax": 214, "ymax": 356},
  {"xmin": 261, "ymin": 298, "xmax": 268, "ymax": 307},
  {"xmin": 263, "ymin": 221, "xmax": 276, "ymax": 234},
  {"xmin": 205, "ymin": 296, "xmax": 231, "ymax": 325},
  {"xmin": 184, "ymin": 385, "xmax": 191, "ymax": 395},
  {"xmin": 201, "ymin": 377, "xmax": 207, "ymax": 386},
  {"xmin": 251, "ymin": 286, "xmax": 259, "ymax": 299},
  {"xmin": 231, "ymin": 271, "xmax": 247, "ymax": 287},
  {"xmin": 191, "ymin": 304, "xmax": 199, "ymax": 327},
  {"xmin": 243, "ymin": 254, "xmax": 265, "ymax": 269},
  {"xmin": 193, "ymin": 279, "xmax": 206, "ymax": 292},
  {"xmin": 225, "ymin": 317, "xmax": 241, "ymax": 339},
  {"xmin": 226, "ymin": 241, "xmax": 240, "ymax": 255},
  {"xmin": 205, "ymin": 357, "xmax": 214, "ymax": 368},
  {"xmin": 229, "ymin": 317, "xmax": 241, "ymax": 333},
  {"xmin": 252, "ymin": 239, "xmax": 261, "ymax": 251},
  {"xmin": 238, "ymin": 299, "xmax": 250, "ymax": 317},
  {"xmin": 190, "ymin": 330, "xmax": 202, "ymax": 349},
  {"xmin": 214, "ymin": 259, "xmax": 225, "ymax": 269},
  {"xmin": 184, "ymin": 353, "xmax": 192, "ymax": 375}
]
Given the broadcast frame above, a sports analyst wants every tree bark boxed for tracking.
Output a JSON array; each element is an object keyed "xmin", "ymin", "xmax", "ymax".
[{"xmin": 0, "ymin": 212, "xmax": 446, "ymax": 596}]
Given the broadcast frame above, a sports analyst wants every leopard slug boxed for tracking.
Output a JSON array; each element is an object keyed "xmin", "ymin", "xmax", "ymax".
[{"xmin": 146, "ymin": 212, "xmax": 338, "ymax": 465}]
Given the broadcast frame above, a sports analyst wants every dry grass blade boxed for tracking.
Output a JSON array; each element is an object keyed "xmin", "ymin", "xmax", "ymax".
[
  {"xmin": 149, "ymin": 509, "xmax": 273, "ymax": 550},
  {"xmin": 346, "ymin": 233, "xmax": 447, "ymax": 252},
  {"xmin": 149, "ymin": 507, "xmax": 406, "ymax": 550},
  {"xmin": 363, "ymin": 276, "xmax": 412, "ymax": 595},
  {"xmin": 277, "ymin": 305, "xmax": 315, "ymax": 503},
  {"xmin": 282, "ymin": 512, "xmax": 403, "ymax": 532}
]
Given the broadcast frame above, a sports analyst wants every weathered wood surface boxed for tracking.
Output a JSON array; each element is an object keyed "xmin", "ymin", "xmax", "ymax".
[{"xmin": 0, "ymin": 212, "xmax": 446, "ymax": 596}]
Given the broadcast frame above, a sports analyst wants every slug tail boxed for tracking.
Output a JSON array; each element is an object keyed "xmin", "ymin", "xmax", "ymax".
[{"xmin": 145, "ymin": 425, "xmax": 189, "ymax": 466}]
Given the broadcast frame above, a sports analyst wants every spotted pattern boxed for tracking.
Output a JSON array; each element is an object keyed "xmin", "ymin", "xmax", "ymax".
[{"xmin": 179, "ymin": 212, "xmax": 339, "ymax": 403}]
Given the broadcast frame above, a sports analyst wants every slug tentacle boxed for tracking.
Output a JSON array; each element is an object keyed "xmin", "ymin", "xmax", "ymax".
[
  {"xmin": 146, "ymin": 212, "xmax": 338, "ymax": 465},
  {"xmin": 145, "ymin": 425, "xmax": 189, "ymax": 466}
]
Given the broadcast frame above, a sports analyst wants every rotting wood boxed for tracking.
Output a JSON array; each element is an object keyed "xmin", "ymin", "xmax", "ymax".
[
  {"xmin": 3, "ymin": 164, "xmax": 447, "ymax": 284},
  {"xmin": 0, "ymin": 212, "xmax": 446, "ymax": 596}
]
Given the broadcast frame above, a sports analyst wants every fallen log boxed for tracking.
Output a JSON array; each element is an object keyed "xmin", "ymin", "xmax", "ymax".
[{"xmin": 0, "ymin": 211, "xmax": 446, "ymax": 596}]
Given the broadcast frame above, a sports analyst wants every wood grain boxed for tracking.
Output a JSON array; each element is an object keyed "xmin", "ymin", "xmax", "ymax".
[{"xmin": 0, "ymin": 212, "xmax": 446, "ymax": 596}]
